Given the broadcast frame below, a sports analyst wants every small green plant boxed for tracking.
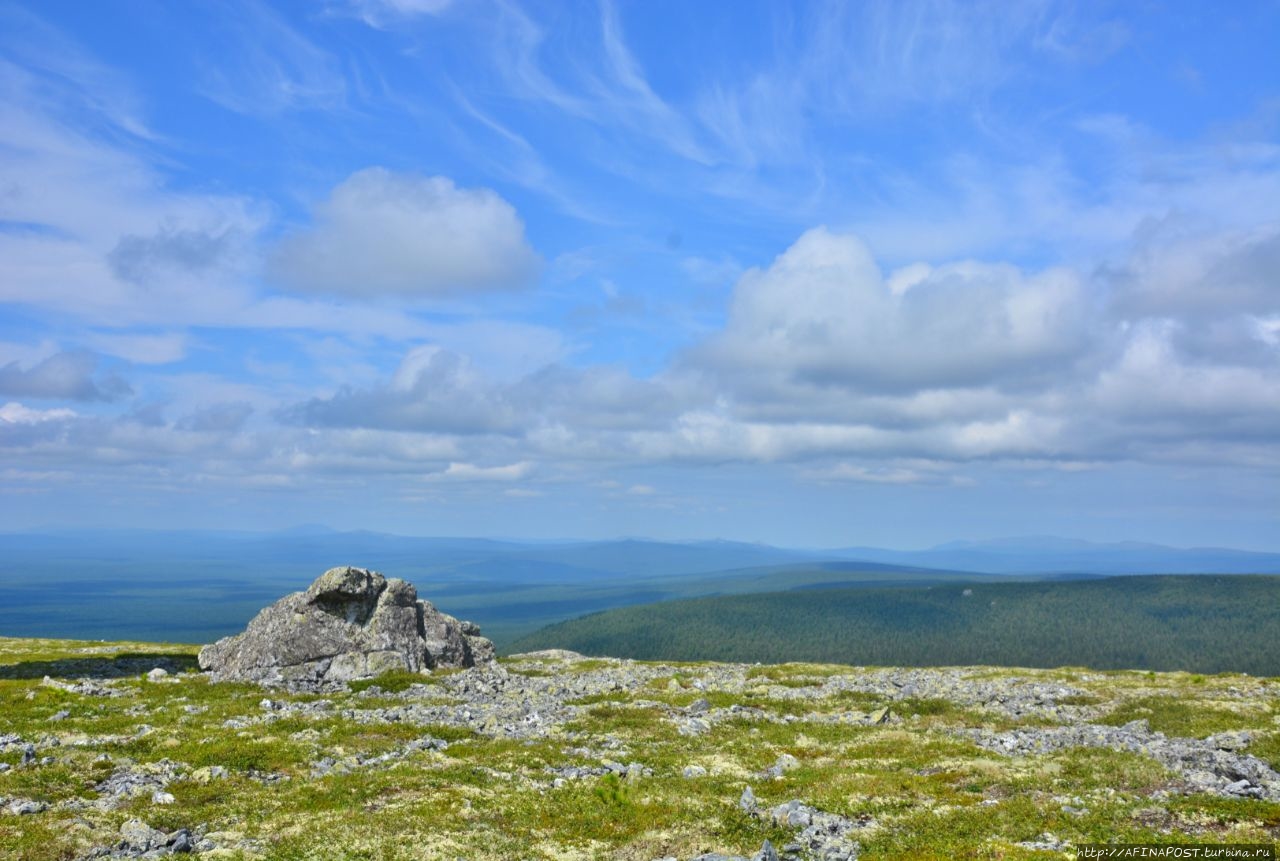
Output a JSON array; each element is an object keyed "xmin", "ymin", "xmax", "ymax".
[
  {"xmin": 592, "ymin": 772, "xmax": 632, "ymax": 807},
  {"xmin": 346, "ymin": 668, "xmax": 432, "ymax": 694}
]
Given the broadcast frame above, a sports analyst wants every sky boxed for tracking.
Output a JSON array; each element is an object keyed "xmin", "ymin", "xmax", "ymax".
[{"xmin": 1, "ymin": 0, "xmax": 1278, "ymax": 549}]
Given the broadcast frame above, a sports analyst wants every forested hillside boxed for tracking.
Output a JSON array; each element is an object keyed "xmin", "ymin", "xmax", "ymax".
[{"xmin": 509, "ymin": 575, "xmax": 1280, "ymax": 675}]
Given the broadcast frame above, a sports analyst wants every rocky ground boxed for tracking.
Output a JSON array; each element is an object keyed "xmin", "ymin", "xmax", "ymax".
[{"xmin": 1, "ymin": 637, "xmax": 1278, "ymax": 860}]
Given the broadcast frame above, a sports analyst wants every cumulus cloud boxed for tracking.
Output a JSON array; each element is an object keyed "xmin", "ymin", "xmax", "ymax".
[
  {"xmin": 269, "ymin": 225, "xmax": 1278, "ymax": 476},
  {"xmin": 271, "ymin": 168, "xmax": 540, "ymax": 298},
  {"xmin": 648, "ymin": 226, "xmax": 1279, "ymax": 470},
  {"xmin": 284, "ymin": 345, "xmax": 519, "ymax": 434},
  {"xmin": 6, "ymin": 220, "xmax": 1277, "ymax": 505},
  {"xmin": 0, "ymin": 351, "xmax": 131, "ymax": 402},
  {"xmin": 694, "ymin": 227, "xmax": 1093, "ymax": 397},
  {"xmin": 1107, "ymin": 222, "xmax": 1280, "ymax": 319}
]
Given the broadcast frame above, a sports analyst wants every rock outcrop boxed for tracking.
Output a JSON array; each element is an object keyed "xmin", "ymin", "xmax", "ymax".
[{"xmin": 198, "ymin": 566, "xmax": 495, "ymax": 685}]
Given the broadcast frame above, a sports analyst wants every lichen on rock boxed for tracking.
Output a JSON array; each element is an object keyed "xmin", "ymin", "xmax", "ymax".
[{"xmin": 197, "ymin": 566, "xmax": 495, "ymax": 686}]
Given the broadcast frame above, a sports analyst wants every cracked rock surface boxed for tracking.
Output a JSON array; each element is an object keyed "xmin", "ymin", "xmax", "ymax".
[{"xmin": 197, "ymin": 567, "xmax": 495, "ymax": 685}]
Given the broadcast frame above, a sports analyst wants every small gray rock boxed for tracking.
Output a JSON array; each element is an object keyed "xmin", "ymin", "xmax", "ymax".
[
  {"xmin": 119, "ymin": 818, "xmax": 165, "ymax": 852},
  {"xmin": 9, "ymin": 800, "xmax": 47, "ymax": 815},
  {"xmin": 168, "ymin": 829, "xmax": 194, "ymax": 853},
  {"xmin": 753, "ymin": 839, "xmax": 780, "ymax": 861}
]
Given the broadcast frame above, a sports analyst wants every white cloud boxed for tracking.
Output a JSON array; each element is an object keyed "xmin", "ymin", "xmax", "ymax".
[
  {"xmin": 271, "ymin": 168, "xmax": 540, "ymax": 297},
  {"xmin": 0, "ymin": 402, "xmax": 76, "ymax": 424},
  {"xmin": 696, "ymin": 227, "xmax": 1092, "ymax": 395},
  {"xmin": 0, "ymin": 351, "xmax": 131, "ymax": 402},
  {"xmin": 1108, "ymin": 222, "xmax": 1280, "ymax": 319},
  {"xmin": 437, "ymin": 461, "xmax": 533, "ymax": 481},
  {"xmin": 286, "ymin": 345, "xmax": 520, "ymax": 434}
]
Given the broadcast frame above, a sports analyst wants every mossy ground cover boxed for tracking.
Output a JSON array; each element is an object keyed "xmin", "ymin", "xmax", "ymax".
[{"xmin": 1, "ymin": 636, "xmax": 1278, "ymax": 859}]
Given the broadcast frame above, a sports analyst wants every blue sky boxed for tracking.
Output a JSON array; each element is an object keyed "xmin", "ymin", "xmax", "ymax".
[{"xmin": 1, "ymin": 0, "xmax": 1278, "ymax": 549}]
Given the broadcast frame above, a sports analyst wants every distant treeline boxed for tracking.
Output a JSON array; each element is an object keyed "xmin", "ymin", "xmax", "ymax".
[{"xmin": 507, "ymin": 575, "xmax": 1280, "ymax": 675}]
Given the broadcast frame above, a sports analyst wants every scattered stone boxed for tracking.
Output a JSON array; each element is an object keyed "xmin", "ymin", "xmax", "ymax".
[
  {"xmin": 94, "ymin": 761, "xmax": 185, "ymax": 808},
  {"xmin": 754, "ymin": 840, "xmax": 780, "ymax": 861},
  {"xmin": 506, "ymin": 649, "xmax": 587, "ymax": 661},
  {"xmin": 754, "ymin": 798, "xmax": 864, "ymax": 860},
  {"xmin": 198, "ymin": 566, "xmax": 495, "ymax": 686},
  {"xmin": 41, "ymin": 676, "xmax": 123, "ymax": 697},
  {"xmin": 169, "ymin": 829, "xmax": 193, "ymax": 854},
  {"xmin": 8, "ymin": 799, "xmax": 48, "ymax": 815},
  {"xmin": 49, "ymin": 709, "xmax": 70, "ymax": 721},
  {"xmin": 765, "ymin": 753, "xmax": 799, "ymax": 778},
  {"xmin": 683, "ymin": 764, "xmax": 707, "ymax": 778},
  {"xmin": 1018, "ymin": 832, "xmax": 1070, "ymax": 851},
  {"xmin": 961, "ymin": 723, "xmax": 1280, "ymax": 800},
  {"xmin": 118, "ymin": 818, "xmax": 166, "ymax": 853},
  {"xmin": 190, "ymin": 766, "xmax": 227, "ymax": 784},
  {"xmin": 1209, "ymin": 731, "xmax": 1252, "ymax": 752},
  {"xmin": 146, "ymin": 668, "xmax": 169, "ymax": 682}
]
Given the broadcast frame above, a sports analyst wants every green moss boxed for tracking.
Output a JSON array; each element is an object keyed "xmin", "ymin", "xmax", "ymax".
[
  {"xmin": 347, "ymin": 669, "xmax": 435, "ymax": 694},
  {"xmin": 1097, "ymin": 695, "xmax": 1270, "ymax": 738},
  {"xmin": 1247, "ymin": 730, "xmax": 1280, "ymax": 771},
  {"xmin": 0, "ymin": 818, "xmax": 84, "ymax": 861}
]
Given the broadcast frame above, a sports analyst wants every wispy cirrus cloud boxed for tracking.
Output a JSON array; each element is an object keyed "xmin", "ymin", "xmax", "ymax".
[{"xmin": 194, "ymin": 0, "xmax": 347, "ymax": 115}]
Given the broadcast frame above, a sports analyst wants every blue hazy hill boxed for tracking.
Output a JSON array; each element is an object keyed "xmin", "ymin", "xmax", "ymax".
[{"xmin": 2, "ymin": 529, "xmax": 1276, "ymax": 646}]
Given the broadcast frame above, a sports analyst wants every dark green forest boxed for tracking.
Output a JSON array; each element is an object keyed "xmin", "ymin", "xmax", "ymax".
[{"xmin": 508, "ymin": 575, "xmax": 1280, "ymax": 675}]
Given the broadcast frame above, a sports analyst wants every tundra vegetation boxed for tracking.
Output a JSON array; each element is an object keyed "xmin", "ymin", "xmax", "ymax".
[{"xmin": 1, "ymin": 636, "xmax": 1278, "ymax": 860}]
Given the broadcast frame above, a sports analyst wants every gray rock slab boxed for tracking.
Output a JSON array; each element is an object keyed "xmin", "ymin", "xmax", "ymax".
[{"xmin": 198, "ymin": 566, "xmax": 495, "ymax": 686}]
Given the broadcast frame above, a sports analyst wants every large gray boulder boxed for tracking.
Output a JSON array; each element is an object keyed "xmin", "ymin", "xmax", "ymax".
[{"xmin": 198, "ymin": 566, "xmax": 495, "ymax": 685}]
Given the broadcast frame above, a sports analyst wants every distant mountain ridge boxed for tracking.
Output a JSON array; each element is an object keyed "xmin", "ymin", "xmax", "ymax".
[
  {"xmin": 9, "ymin": 528, "xmax": 1279, "ymax": 574},
  {"xmin": 2, "ymin": 528, "xmax": 1278, "ymax": 646},
  {"xmin": 829, "ymin": 535, "xmax": 1280, "ymax": 574}
]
